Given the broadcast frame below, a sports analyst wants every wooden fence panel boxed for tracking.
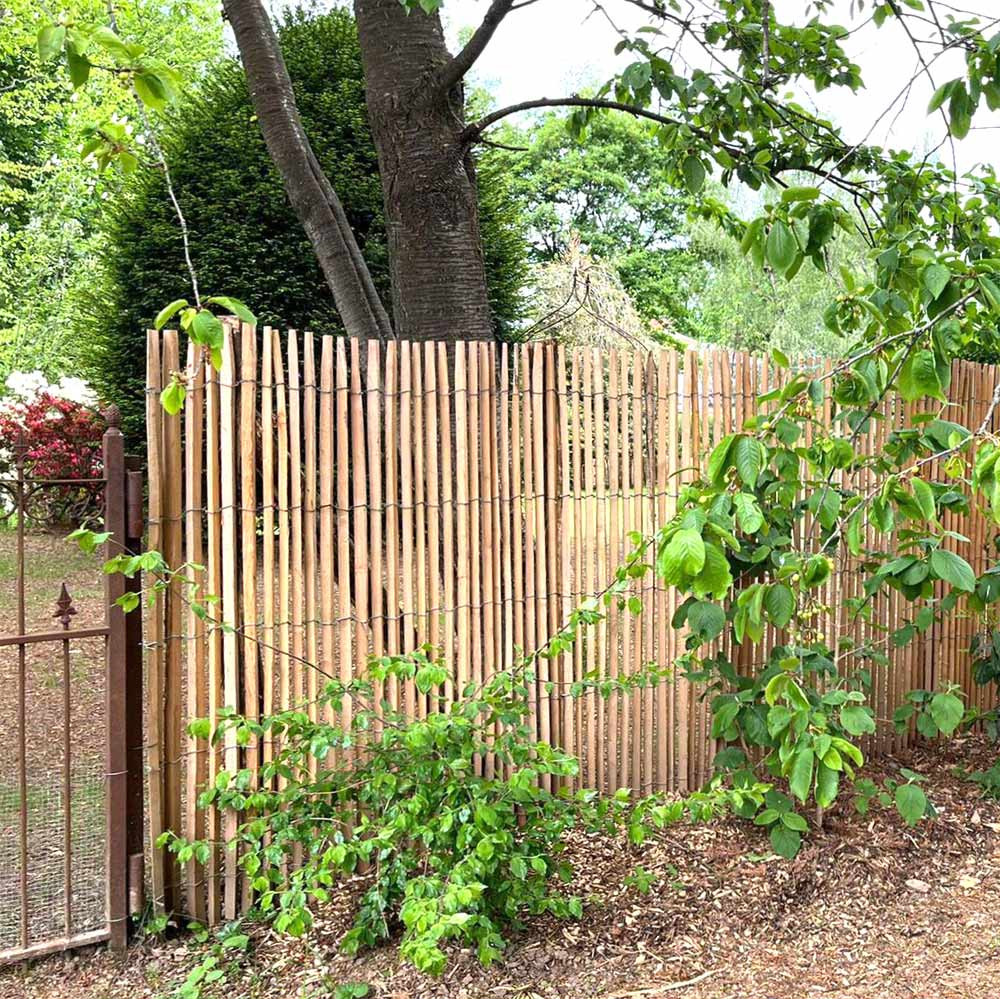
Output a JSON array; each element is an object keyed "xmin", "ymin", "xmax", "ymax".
[{"xmin": 144, "ymin": 331, "xmax": 999, "ymax": 920}]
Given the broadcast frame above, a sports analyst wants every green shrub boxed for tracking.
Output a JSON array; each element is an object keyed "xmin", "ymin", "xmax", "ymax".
[
  {"xmin": 162, "ymin": 646, "xmax": 762, "ymax": 976},
  {"xmin": 80, "ymin": 6, "xmax": 527, "ymax": 444}
]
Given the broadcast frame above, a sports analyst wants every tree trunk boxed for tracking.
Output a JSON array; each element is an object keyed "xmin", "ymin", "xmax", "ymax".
[
  {"xmin": 222, "ymin": 0, "xmax": 392, "ymax": 341},
  {"xmin": 354, "ymin": 0, "xmax": 494, "ymax": 342}
]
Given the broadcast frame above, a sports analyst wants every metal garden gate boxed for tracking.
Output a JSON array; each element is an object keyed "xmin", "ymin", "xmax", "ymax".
[{"xmin": 0, "ymin": 408, "xmax": 144, "ymax": 962}]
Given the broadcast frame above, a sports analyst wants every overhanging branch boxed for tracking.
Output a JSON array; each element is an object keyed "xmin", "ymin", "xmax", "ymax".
[{"xmin": 436, "ymin": 0, "xmax": 518, "ymax": 94}]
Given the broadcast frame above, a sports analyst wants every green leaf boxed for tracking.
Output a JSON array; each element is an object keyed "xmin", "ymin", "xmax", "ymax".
[
  {"xmin": 895, "ymin": 783, "xmax": 927, "ymax": 827},
  {"xmin": 923, "ymin": 263, "xmax": 951, "ymax": 300},
  {"xmin": 66, "ymin": 49, "xmax": 91, "ymax": 88},
  {"xmin": 687, "ymin": 601, "xmax": 726, "ymax": 641},
  {"xmin": 154, "ymin": 298, "xmax": 189, "ymax": 330},
  {"xmin": 92, "ymin": 26, "xmax": 133, "ymax": 61},
  {"xmin": 898, "ymin": 350, "xmax": 944, "ymax": 402},
  {"xmin": 205, "ymin": 296, "xmax": 257, "ymax": 324},
  {"xmin": 681, "ymin": 155, "xmax": 706, "ymax": 193},
  {"xmin": 707, "ymin": 434, "xmax": 737, "ymax": 486},
  {"xmin": 780, "ymin": 811, "xmax": 808, "ymax": 831},
  {"xmin": 37, "ymin": 24, "xmax": 66, "ymax": 60},
  {"xmin": 839, "ymin": 704, "xmax": 876, "ymax": 736},
  {"xmin": 691, "ymin": 543, "xmax": 733, "ymax": 600},
  {"xmin": 815, "ymin": 761, "xmax": 839, "ymax": 808},
  {"xmin": 789, "ymin": 747, "xmax": 814, "ymax": 803},
  {"xmin": 929, "ymin": 691, "xmax": 963, "ymax": 735},
  {"xmin": 191, "ymin": 309, "xmax": 225, "ymax": 350},
  {"xmin": 733, "ymin": 435, "xmax": 765, "ymax": 489},
  {"xmin": 763, "ymin": 583, "xmax": 795, "ymax": 628},
  {"xmin": 780, "ymin": 186, "xmax": 820, "ymax": 204},
  {"xmin": 769, "ymin": 823, "xmax": 801, "ymax": 859},
  {"xmin": 161, "ymin": 379, "xmax": 186, "ymax": 416},
  {"xmin": 733, "ymin": 492, "xmax": 764, "ymax": 534},
  {"xmin": 765, "ymin": 220, "xmax": 797, "ymax": 276},
  {"xmin": 930, "ymin": 548, "xmax": 976, "ymax": 592},
  {"xmin": 661, "ymin": 528, "xmax": 706, "ymax": 579},
  {"xmin": 911, "ymin": 478, "xmax": 935, "ymax": 521},
  {"xmin": 134, "ymin": 72, "xmax": 169, "ymax": 111}
]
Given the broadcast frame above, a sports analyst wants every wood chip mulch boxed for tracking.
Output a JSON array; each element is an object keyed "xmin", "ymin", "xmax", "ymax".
[{"xmin": 2, "ymin": 737, "xmax": 999, "ymax": 1000}]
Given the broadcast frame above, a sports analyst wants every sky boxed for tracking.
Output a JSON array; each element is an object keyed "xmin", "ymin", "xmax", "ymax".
[{"xmin": 440, "ymin": 0, "xmax": 1000, "ymax": 173}]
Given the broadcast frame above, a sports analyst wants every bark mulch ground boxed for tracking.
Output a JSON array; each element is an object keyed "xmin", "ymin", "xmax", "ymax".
[{"xmin": 2, "ymin": 737, "xmax": 999, "ymax": 999}]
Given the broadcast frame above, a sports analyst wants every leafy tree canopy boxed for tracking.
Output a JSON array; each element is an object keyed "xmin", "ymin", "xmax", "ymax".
[{"xmin": 0, "ymin": 0, "xmax": 223, "ymax": 381}]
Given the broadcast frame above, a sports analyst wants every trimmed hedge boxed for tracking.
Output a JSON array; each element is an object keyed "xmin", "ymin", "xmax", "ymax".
[{"xmin": 81, "ymin": 6, "xmax": 527, "ymax": 443}]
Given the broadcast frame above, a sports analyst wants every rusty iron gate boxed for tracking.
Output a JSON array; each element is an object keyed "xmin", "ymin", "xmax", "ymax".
[{"xmin": 0, "ymin": 410, "xmax": 144, "ymax": 963}]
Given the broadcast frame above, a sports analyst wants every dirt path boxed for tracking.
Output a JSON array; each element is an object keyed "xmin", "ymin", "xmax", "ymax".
[{"xmin": 1, "ymin": 739, "xmax": 998, "ymax": 999}]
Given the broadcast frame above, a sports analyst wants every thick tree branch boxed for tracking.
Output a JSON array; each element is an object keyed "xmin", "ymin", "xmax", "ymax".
[
  {"xmin": 221, "ymin": 0, "xmax": 392, "ymax": 340},
  {"xmin": 436, "ymin": 0, "xmax": 517, "ymax": 94},
  {"xmin": 463, "ymin": 96, "xmax": 744, "ymax": 157}
]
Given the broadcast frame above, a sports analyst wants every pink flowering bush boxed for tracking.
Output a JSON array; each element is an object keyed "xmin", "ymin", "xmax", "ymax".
[{"xmin": 0, "ymin": 375, "xmax": 105, "ymax": 527}]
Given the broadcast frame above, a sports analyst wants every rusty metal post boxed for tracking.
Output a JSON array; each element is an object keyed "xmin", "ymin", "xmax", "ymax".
[
  {"xmin": 103, "ymin": 408, "xmax": 129, "ymax": 952},
  {"xmin": 13, "ymin": 430, "xmax": 29, "ymax": 951},
  {"xmin": 124, "ymin": 460, "xmax": 145, "ymax": 889}
]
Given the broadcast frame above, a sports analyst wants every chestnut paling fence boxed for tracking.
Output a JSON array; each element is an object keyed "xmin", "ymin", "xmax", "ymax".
[{"xmin": 145, "ymin": 324, "xmax": 1000, "ymax": 922}]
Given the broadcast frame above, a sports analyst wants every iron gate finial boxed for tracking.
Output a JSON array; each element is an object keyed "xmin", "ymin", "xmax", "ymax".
[{"xmin": 53, "ymin": 583, "xmax": 77, "ymax": 630}]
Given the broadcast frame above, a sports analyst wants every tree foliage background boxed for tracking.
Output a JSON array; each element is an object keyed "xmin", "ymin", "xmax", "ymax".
[
  {"xmin": 0, "ymin": 0, "xmax": 222, "ymax": 382},
  {"xmin": 79, "ymin": 6, "xmax": 529, "ymax": 441}
]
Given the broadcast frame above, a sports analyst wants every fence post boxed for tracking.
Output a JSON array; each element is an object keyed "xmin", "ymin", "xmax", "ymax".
[
  {"xmin": 103, "ymin": 407, "xmax": 130, "ymax": 952},
  {"xmin": 125, "ymin": 458, "xmax": 146, "ymax": 914}
]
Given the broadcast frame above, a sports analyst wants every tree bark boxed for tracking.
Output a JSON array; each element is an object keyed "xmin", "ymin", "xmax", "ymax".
[
  {"xmin": 354, "ymin": 0, "xmax": 494, "ymax": 342},
  {"xmin": 221, "ymin": 0, "xmax": 392, "ymax": 341}
]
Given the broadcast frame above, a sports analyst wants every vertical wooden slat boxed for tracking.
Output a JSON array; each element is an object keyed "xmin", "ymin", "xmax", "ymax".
[
  {"xmin": 633, "ymin": 353, "xmax": 648, "ymax": 792},
  {"xmin": 437, "ymin": 344, "xmax": 455, "ymax": 704},
  {"xmin": 531, "ymin": 345, "xmax": 550, "ymax": 764},
  {"xmin": 607, "ymin": 352, "xmax": 621, "ymax": 790},
  {"xmin": 219, "ymin": 324, "xmax": 240, "ymax": 919},
  {"xmin": 511, "ymin": 347, "xmax": 525, "ymax": 663},
  {"xmin": 655, "ymin": 351, "xmax": 670, "ymax": 791},
  {"xmin": 411, "ymin": 345, "xmax": 427, "ymax": 705},
  {"xmin": 558, "ymin": 345, "xmax": 573, "ymax": 763},
  {"xmin": 593, "ymin": 349, "xmax": 608, "ymax": 792},
  {"xmin": 455, "ymin": 346, "xmax": 471, "ymax": 700},
  {"xmin": 144, "ymin": 329, "xmax": 167, "ymax": 912},
  {"xmin": 319, "ymin": 338, "xmax": 335, "ymax": 722},
  {"xmin": 520, "ymin": 346, "xmax": 537, "ymax": 737},
  {"xmin": 204, "ymin": 354, "xmax": 222, "ymax": 922},
  {"xmin": 468, "ymin": 345, "xmax": 483, "ymax": 725},
  {"xmin": 183, "ymin": 343, "xmax": 206, "ymax": 919},
  {"xmin": 424, "ymin": 344, "xmax": 441, "ymax": 671},
  {"xmin": 499, "ymin": 344, "xmax": 514, "ymax": 671},
  {"xmin": 367, "ymin": 341, "xmax": 384, "ymax": 701},
  {"xmin": 489, "ymin": 344, "xmax": 505, "ymax": 682},
  {"xmin": 620, "ymin": 350, "xmax": 635, "ymax": 792},
  {"xmin": 351, "ymin": 339, "xmax": 370, "ymax": 687},
  {"xmin": 288, "ymin": 331, "xmax": 304, "ymax": 709},
  {"xmin": 582, "ymin": 350, "xmax": 597, "ymax": 789},
  {"xmin": 273, "ymin": 331, "xmax": 290, "ymax": 715},
  {"xmin": 240, "ymin": 327, "xmax": 259, "ymax": 774},
  {"xmin": 399, "ymin": 343, "xmax": 415, "ymax": 713},
  {"xmin": 303, "ymin": 334, "xmax": 318, "ymax": 717},
  {"xmin": 261, "ymin": 330, "xmax": 276, "ymax": 758},
  {"xmin": 384, "ymin": 343, "xmax": 400, "ymax": 710},
  {"xmin": 479, "ymin": 343, "xmax": 496, "ymax": 680},
  {"xmin": 336, "ymin": 339, "xmax": 352, "ymax": 728},
  {"xmin": 161, "ymin": 331, "xmax": 183, "ymax": 910},
  {"xmin": 544, "ymin": 344, "xmax": 559, "ymax": 750},
  {"xmin": 571, "ymin": 351, "xmax": 585, "ymax": 775}
]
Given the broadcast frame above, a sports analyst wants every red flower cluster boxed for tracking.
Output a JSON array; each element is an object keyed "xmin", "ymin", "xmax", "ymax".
[{"xmin": 0, "ymin": 393, "xmax": 105, "ymax": 480}]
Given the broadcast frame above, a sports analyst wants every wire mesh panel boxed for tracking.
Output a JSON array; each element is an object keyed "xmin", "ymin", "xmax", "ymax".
[{"xmin": 0, "ymin": 417, "xmax": 140, "ymax": 963}]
